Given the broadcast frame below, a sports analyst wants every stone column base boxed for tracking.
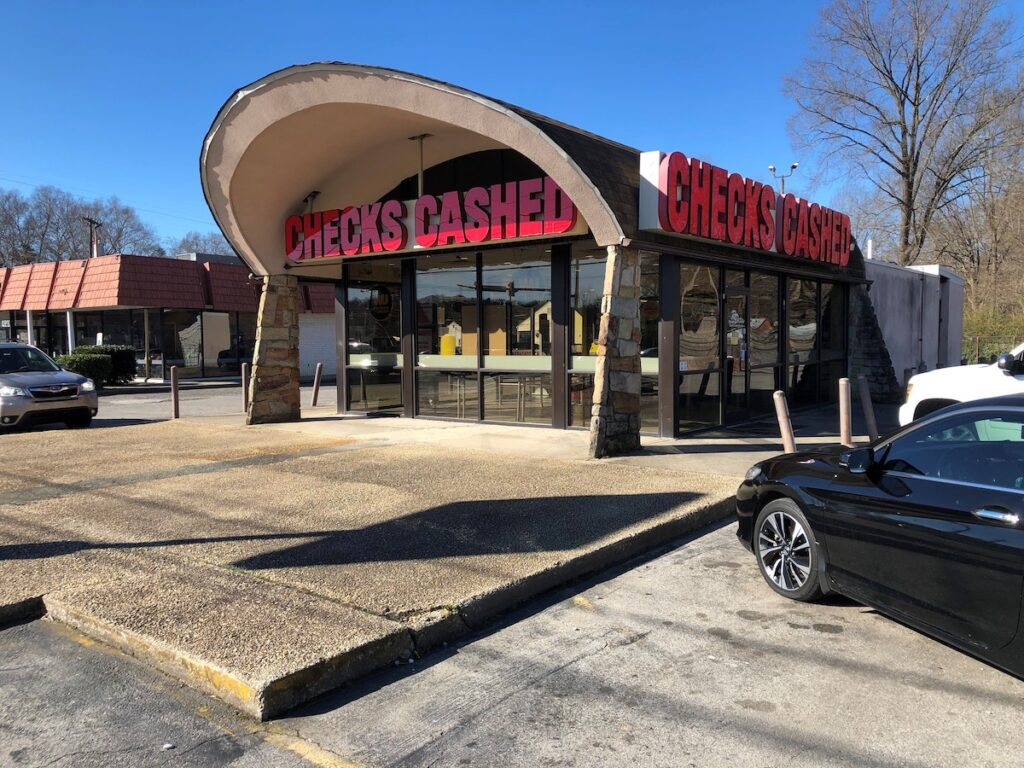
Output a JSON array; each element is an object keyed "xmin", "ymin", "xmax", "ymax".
[
  {"xmin": 247, "ymin": 275, "xmax": 301, "ymax": 425},
  {"xmin": 588, "ymin": 245, "xmax": 643, "ymax": 458}
]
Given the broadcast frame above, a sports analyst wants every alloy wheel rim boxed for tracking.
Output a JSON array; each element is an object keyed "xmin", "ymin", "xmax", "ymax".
[{"xmin": 758, "ymin": 511, "xmax": 811, "ymax": 591}]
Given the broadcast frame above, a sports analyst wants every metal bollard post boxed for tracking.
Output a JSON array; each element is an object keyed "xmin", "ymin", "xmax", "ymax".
[
  {"xmin": 241, "ymin": 362, "xmax": 250, "ymax": 413},
  {"xmin": 170, "ymin": 365, "xmax": 179, "ymax": 419},
  {"xmin": 856, "ymin": 374, "xmax": 879, "ymax": 442},
  {"xmin": 311, "ymin": 361, "xmax": 324, "ymax": 407},
  {"xmin": 839, "ymin": 377, "xmax": 853, "ymax": 447},
  {"xmin": 773, "ymin": 390, "xmax": 797, "ymax": 454}
]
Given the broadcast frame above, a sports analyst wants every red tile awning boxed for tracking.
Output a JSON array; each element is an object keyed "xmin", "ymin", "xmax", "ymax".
[{"xmin": 0, "ymin": 254, "xmax": 324, "ymax": 315}]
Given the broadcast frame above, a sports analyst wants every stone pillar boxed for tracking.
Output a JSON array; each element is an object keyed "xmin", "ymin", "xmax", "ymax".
[
  {"xmin": 247, "ymin": 275, "xmax": 301, "ymax": 425},
  {"xmin": 589, "ymin": 245, "xmax": 642, "ymax": 458}
]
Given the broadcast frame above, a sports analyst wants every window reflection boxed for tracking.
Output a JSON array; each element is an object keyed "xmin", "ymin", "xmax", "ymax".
[
  {"xmin": 787, "ymin": 279, "xmax": 818, "ymax": 362},
  {"xmin": 416, "ymin": 254, "xmax": 477, "ymax": 369},
  {"xmin": 346, "ymin": 261, "xmax": 402, "ymax": 411},
  {"xmin": 748, "ymin": 272, "xmax": 779, "ymax": 366},
  {"xmin": 569, "ymin": 249, "xmax": 605, "ymax": 374},
  {"xmin": 481, "ymin": 249, "xmax": 552, "ymax": 372},
  {"xmin": 787, "ymin": 278, "xmax": 819, "ymax": 407},
  {"xmin": 640, "ymin": 254, "xmax": 660, "ymax": 377},
  {"xmin": 679, "ymin": 263, "xmax": 720, "ymax": 372}
]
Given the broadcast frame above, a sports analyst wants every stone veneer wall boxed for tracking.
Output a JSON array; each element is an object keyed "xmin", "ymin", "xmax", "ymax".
[
  {"xmin": 589, "ymin": 245, "xmax": 643, "ymax": 458},
  {"xmin": 848, "ymin": 283, "xmax": 903, "ymax": 404},
  {"xmin": 247, "ymin": 275, "xmax": 301, "ymax": 425}
]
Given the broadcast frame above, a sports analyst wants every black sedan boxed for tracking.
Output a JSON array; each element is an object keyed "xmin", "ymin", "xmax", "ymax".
[{"xmin": 737, "ymin": 395, "xmax": 1024, "ymax": 677}]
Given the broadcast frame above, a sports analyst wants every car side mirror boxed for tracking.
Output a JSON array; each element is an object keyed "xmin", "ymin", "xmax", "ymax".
[
  {"xmin": 996, "ymin": 353, "xmax": 1017, "ymax": 375},
  {"xmin": 841, "ymin": 446, "xmax": 875, "ymax": 474}
]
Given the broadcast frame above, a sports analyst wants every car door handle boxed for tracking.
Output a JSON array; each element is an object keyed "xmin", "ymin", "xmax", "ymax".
[{"xmin": 972, "ymin": 508, "xmax": 1021, "ymax": 526}]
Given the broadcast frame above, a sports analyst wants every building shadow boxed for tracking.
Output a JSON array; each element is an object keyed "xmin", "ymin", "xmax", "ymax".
[{"xmin": 0, "ymin": 490, "xmax": 710, "ymax": 570}]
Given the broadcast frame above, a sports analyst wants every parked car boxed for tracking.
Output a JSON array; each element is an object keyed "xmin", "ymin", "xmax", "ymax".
[
  {"xmin": 737, "ymin": 395, "xmax": 1024, "ymax": 677},
  {"xmin": 0, "ymin": 342, "xmax": 99, "ymax": 429},
  {"xmin": 217, "ymin": 344, "xmax": 251, "ymax": 372},
  {"xmin": 899, "ymin": 342, "xmax": 1024, "ymax": 425}
]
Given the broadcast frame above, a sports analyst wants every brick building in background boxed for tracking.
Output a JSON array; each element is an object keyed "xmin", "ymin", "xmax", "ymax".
[{"xmin": 0, "ymin": 252, "xmax": 335, "ymax": 379}]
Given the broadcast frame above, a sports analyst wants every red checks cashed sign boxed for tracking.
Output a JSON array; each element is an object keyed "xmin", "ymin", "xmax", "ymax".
[
  {"xmin": 639, "ymin": 151, "xmax": 851, "ymax": 267},
  {"xmin": 284, "ymin": 176, "xmax": 583, "ymax": 262}
]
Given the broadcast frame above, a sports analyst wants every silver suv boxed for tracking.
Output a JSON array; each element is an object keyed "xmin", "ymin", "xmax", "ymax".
[{"xmin": 0, "ymin": 343, "xmax": 99, "ymax": 429}]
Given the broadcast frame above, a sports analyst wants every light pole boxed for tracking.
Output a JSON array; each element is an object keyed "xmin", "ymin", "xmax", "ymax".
[{"xmin": 768, "ymin": 162, "xmax": 799, "ymax": 196}]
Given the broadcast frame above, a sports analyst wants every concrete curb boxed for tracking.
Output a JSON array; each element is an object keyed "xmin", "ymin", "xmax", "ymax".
[
  {"xmin": 44, "ymin": 598, "xmax": 264, "ymax": 716},
  {"xmin": 8, "ymin": 497, "xmax": 734, "ymax": 720},
  {"xmin": 453, "ymin": 497, "xmax": 735, "ymax": 632}
]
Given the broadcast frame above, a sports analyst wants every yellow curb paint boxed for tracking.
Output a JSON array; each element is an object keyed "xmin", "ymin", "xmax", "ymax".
[
  {"xmin": 45, "ymin": 599, "xmax": 262, "ymax": 717},
  {"xmin": 572, "ymin": 596, "xmax": 595, "ymax": 610},
  {"xmin": 264, "ymin": 731, "xmax": 362, "ymax": 768}
]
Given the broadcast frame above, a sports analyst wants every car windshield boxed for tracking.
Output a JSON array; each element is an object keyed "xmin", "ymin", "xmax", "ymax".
[{"xmin": 0, "ymin": 347, "xmax": 60, "ymax": 374}]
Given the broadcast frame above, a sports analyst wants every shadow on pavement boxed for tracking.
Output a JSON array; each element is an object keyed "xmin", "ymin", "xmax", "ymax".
[{"xmin": 0, "ymin": 491, "xmax": 710, "ymax": 568}]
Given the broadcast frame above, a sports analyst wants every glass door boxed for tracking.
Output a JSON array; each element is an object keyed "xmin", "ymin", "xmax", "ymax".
[
  {"xmin": 747, "ymin": 271, "xmax": 783, "ymax": 419},
  {"xmin": 723, "ymin": 270, "xmax": 749, "ymax": 423},
  {"xmin": 345, "ymin": 261, "xmax": 403, "ymax": 412},
  {"xmin": 678, "ymin": 261, "xmax": 722, "ymax": 432}
]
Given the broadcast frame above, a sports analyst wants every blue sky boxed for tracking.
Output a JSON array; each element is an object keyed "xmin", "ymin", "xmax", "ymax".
[{"xmin": 0, "ymin": 0, "xmax": 994, "ymax": 243}]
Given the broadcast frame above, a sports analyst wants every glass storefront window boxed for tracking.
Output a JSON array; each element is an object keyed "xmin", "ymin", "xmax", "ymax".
[
  {"xmin": 416, "ymin": 254, "xmax": 478, "ymax": 370},
  {"xmin": 482, "ymin": 372, "xmax": 552, "ymax": 424},
  {"xmin": 750, "ymin": 366, "xmax": 784, "ymax": 418},
  {"xmin": 787, "ymin": 278, "xmax": 818, "ymax": 363},
  {"xmin": 346, "ymin": 261, "xmax": 403, "ymax": 411},
  {"xmin": 569, "ymin": 249, "xmax": 606, "ymax": 374},
  {"xmin": 76, "ymin": 311, "xmax": 103, "ymax": 348},
  {"xmin": 679, "ymin": 369, "xmax": 721, "ymax": 432},
  {"xmin": 480, "ymin": 247, "xmax": 551, "ymax": 372},
  {"xmin": 679, "ymin": 261, "xmax": 721, "ymax": 432},
  {"xmin": 640, "ymin": 254, "xmax": 660, "ymax": 380},
  {"xmin": 103, "ymin": 310, "xmax": 133, "ymax": 346},
  {"xmin": 679, "ymin": 263, "xmax": 720, "ymax": 373},
  {"xmin": 569, "ymin": 373, "xmax": 593, "ymax": 427},
  {"xmin": 748, "ymin": 272, "xmax": 780, "ymax": 366},
  {"xmin": 417, "ymin": 370, "xmax": 478, "ymax": 419}
]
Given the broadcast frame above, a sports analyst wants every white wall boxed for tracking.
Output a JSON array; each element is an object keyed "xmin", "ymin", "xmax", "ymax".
[
  {"xmin": 299, "ymin": 314, "xmax": 337, "ymax": 379},
  {"xmin": 864, "ymin": 260, "xmax": 964, "ymax": 385}
]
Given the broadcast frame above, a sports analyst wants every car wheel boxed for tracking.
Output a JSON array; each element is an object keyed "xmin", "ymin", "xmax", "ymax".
[
  {"xmin": 66, "ymin": 413, "xmax": 92, "ymax": 429},
  {"xmin": 754, "ymin": 499, "xmax": 823, "ymax": 602}
]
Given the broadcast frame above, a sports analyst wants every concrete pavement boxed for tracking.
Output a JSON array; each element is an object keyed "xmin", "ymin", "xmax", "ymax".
[
  {"xmin": 0, "ymin": 418, "xmax": 735, "ymax": 719},
  {"xmin": 278, "ymin": 523, "xmax": 1024, "ymax": 768},
  {"xmin": 7, "ymin": 521, "xmax": 1021, "ymax": 767},
  {"xmin": 0, "ymin": 619, "xmax": 312, "ymax": 768}
]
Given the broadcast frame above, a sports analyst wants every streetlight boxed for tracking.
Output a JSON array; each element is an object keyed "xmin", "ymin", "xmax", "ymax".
[{"xmin": 768, "ymin": 162, "xmax": 799, "ymax": 195}]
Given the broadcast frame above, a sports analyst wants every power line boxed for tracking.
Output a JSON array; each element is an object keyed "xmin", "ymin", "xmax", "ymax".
[{"xmin": 0, "ymin": 172, "xmax": 216, "ymax": 227}]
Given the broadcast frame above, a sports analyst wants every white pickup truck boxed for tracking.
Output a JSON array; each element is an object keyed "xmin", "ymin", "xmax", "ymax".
[{"xmin": 899, "ymin": 342, "xmax": 1024, "ymax": 425}]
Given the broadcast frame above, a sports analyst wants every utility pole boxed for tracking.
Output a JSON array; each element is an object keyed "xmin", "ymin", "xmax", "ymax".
[
  {"xmin": 82, "ymin": 217, "xmax": 103, "ymax": 258},
  {"xmin": 768, "ymin": 162, "xmax": 799, "ymax": 196}
]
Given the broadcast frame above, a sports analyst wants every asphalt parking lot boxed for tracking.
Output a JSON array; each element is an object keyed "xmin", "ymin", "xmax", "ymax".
[{"xmin": 4, "ymin": 522, "xmax": 1023, "ymax": 767}]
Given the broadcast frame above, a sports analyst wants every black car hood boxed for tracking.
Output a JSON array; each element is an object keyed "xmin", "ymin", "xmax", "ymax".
[{"xmin": 765, "ymin": 444, "xmax": 849, "ymax": 473}]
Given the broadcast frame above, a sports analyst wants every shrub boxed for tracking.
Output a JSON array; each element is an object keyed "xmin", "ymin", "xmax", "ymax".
[
  {"xmin": 57, "ymin": 354, "xmax": 112, "ymax": 388},
  {"xmin": 73, "ymin": 344, "xmax": 135, "ymax": 383}
]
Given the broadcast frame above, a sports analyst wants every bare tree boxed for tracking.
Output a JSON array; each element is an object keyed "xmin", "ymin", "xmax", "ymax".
[
  {"xmin": 787, "ymin": 0, "xmax": 1024, "ymax": 265},
  {"xmin": 0, "ymin": 186, "xmax": 164, "ymax": 263},
  {"xmin": 169, "ymin": 230, "xmax": 233, "ymax": 256}
]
